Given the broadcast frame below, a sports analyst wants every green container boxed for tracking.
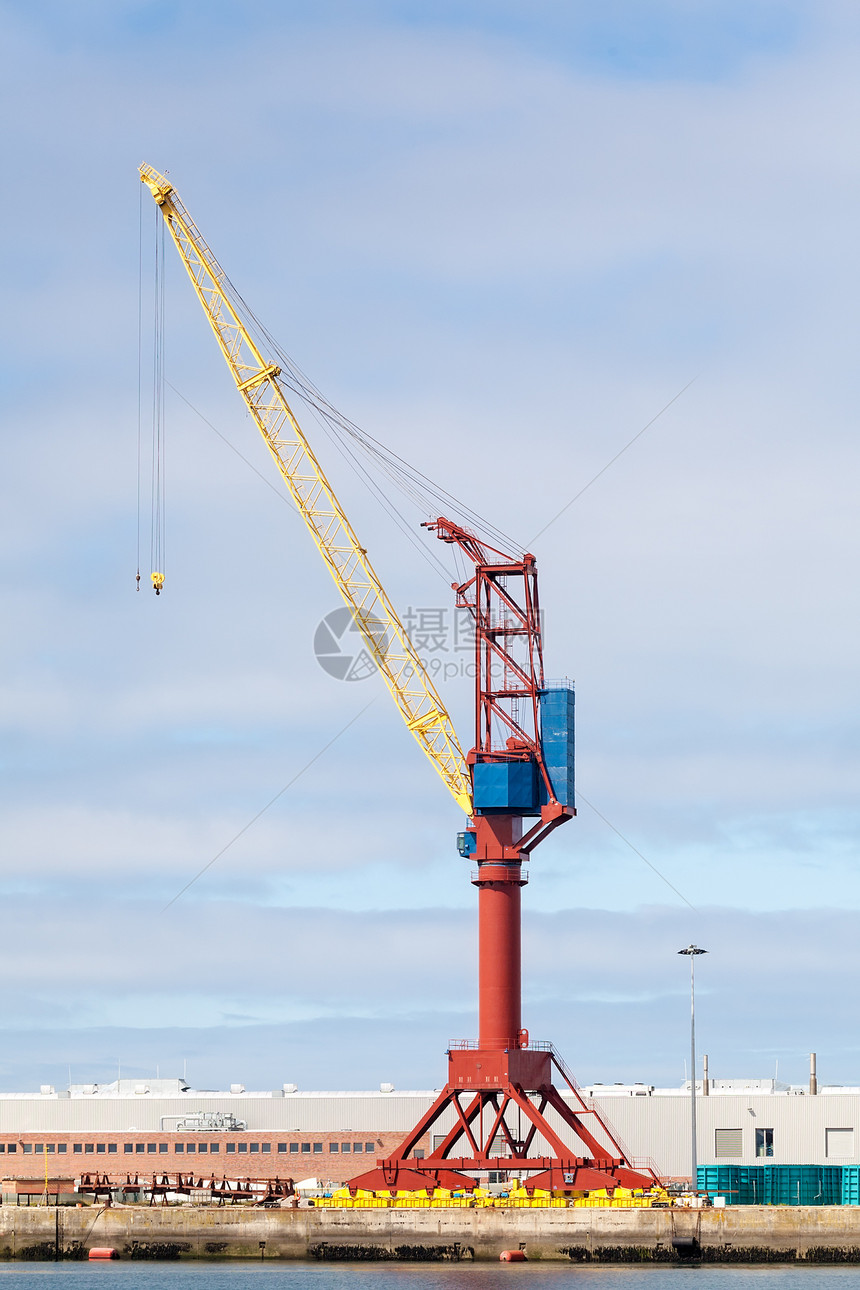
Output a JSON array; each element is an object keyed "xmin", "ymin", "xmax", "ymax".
[
  {"xmin": 697, "ymin": 1166, "xmax": 765, "ymax": 1204},
  {"xmin": 699, "ymin": 1165, "xmax": 842, "ymax": 1205},
  {"xmin": 698, "ymin": 1165, "xmax": 736, "ymax": 1202},
  {"xmin": 842, "ymin": 1167, "xmax": 860, "ymax": 1205},
  {"xmin": 764, "ymin": 1165, "xmax": 841, "ymax": 1206}
]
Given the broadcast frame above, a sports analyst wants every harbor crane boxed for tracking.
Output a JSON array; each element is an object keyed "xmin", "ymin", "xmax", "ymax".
[{"xmin": 140, "ymin": 164, "xmax": 654, "ymax": 1195}]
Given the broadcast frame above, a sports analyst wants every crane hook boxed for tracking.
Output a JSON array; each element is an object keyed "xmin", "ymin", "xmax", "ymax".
[{"xmin": 151, "ymin": 572, "xmax": 165, "ymax": 596}]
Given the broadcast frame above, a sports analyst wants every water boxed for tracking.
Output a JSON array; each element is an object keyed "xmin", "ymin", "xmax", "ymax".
[{"xmin": 2, "ymin": 1270, "xmax": 860, "ymax": 1290}]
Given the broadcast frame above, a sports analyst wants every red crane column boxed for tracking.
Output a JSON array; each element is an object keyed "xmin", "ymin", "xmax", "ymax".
[
  {"xmin": 473, "ymin": 814, "xmax": 525, "ymax": 1050},
  {"xmin": 476, "ymin": 863, "xmax": 523, "ymax": 1050}
]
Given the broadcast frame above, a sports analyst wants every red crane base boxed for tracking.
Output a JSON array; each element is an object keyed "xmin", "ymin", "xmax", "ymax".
[{"xmin": 346, "ymin": 1046, "xmax": 656, "ymax": 1195}]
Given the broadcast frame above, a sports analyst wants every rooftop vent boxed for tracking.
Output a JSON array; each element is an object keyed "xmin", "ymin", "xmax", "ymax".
[
  {"xmin": 230, "ymin": 1083, "xmax": 245, "ymax": 1095},
  {"xmin": 39, "ymin": 1085, "xmax": 55, "ymax": 1095},
  {"xmin": 175, "ymin": 1111, "xmax": 246, "ymax": 1132},
  {"xmin": 283, "ymin": 1083, "xmax": 298, "ymax": 1094},
  {"xmin": 380, "ymin": 1083, "xmax": 395, "ymax": 1093}
]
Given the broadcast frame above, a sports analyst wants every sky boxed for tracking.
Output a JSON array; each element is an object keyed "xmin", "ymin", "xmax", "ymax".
[{"xmin": 0, "ymin": 0, "xmax": 858, "ymax": 1096}]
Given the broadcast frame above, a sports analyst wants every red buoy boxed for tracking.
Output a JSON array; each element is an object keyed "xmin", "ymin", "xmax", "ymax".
[
  {"xmin": 88, "ymin": 1248, "xmax": 118, "ymax": 1260},
  {"xmin": 500, "ymin": 1250, "xmax": 527, "ymax": 1262}
]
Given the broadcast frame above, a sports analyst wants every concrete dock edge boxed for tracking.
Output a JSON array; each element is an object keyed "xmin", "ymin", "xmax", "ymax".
[{"xmin": 6, "ymin": 1206, "xmax": 860, "ymax": 1262}]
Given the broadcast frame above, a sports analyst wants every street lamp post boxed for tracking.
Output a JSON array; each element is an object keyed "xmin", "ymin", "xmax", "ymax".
[{"xmin": 678, "ymin": 944, "xmax": 707, "ymax": 1195}]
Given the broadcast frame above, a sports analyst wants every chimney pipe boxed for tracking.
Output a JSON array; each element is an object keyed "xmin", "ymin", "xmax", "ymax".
[
  {"xmin": 810, "ymin": 1052, "xmax": 817, "ymax": 1096},
  {"xmin": 703, "ymin": 1053, "xmax": 709, "ymax": 1096}
]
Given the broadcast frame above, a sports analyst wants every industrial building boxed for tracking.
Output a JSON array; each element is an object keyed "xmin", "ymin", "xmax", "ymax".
[{"xmin": 1, "ymin": 1065, "xmax": 857, "ymax": 1187}]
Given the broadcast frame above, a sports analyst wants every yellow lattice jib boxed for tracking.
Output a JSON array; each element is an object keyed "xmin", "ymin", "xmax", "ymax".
[{"xmin": 139, "ymin": 164, "xmax": 472, "ymax": 814}]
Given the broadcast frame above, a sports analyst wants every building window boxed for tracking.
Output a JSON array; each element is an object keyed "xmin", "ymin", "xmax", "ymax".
[
  {"xmin": 715, "ymin": 1129, "xmax": 743, "ymax": 1158},
  {"xmin": 365, "ymin": 1143, "xmax": 374, "ymax": 1153},
  {"xmin": 186, "ymin": 1143, "xmax": 196, "ymax": 1153},
  {"xmin": 135, "ymin": 1144, "xmax": 145, "ymax": 1154},
  {"xmin": 46, "ymin": 1145, "xmax": 55, "ymax": 1154},
  {"xmin": 85, "ymin": 1144, "xmax": 94, "ymax": 1154},
  {"xmin": 23, "ymin": 1145, "xmax": 33, "ymax": 1154},
  {"xmin": 353, "ymin": 1143, "xmax": 362, "ymax": 1154},
  {"xmin": 74, "ymin": 1144, "xmax": 82, "ymax": 1154},
  {"xmin": 278, "ymin": 1144, "xmax": 287, "ymax": 1153},
  {"xmin": 289, "ymin": 1143, "xmax": 298, "ymax": 1154},
  {"xmin": 97, "ymin": 1144, "xmax": 105, "ymax": 1153},
  {"xmin": 227, "ymin": 1143, "xmax": 235, "ymax": 1153},
  {"xmin": 313, "ymin": 1143, "xmax": 322, "ymax": 1154},
  {"xmin": 826, "ymin": 1128, "xmax": 855, "ymax": 1158},
  {"xmin": 238, "ymin": 1143, "xmax": 247, "ymax": 1153},
  {"xmin": 176, "ymin": 1143, "xmax": 184, "ymax": 1153},
  {"xmin": 301, "ymin": 1143, "xmax": 310, "ymax": 1153},
  {"xmin": 124, "ymin": 1144, "xmax": 133, "ymax": 1154},
  {"xmin": 6, "ymin": 1144, "xmax": 16, "ymax": 1153},
  {"xmin": 159, "ymin": 1143, "xmax": 168, "ymax": 1153},
  {"xmin": 210, "ymin": 1144, "xmax": 219, "ymax": 1153},
  {"xmin": 413, "ymin": 1149, "xmax": 424, "ymax": 1160},
  {"xmin": 341, "ymin": 1143, "xmax": 350, "ymax": 1153},
  {"xmin": 250, "ymin": 1143, "xmax": 259, "ymax": 1153},
  {"xmin": 329, "ymin": 1144, "xmax": 339, "ymax": 1153},
  {"xmin": 198, "ymin": 1143, "xmax": 208, "ymax": 1154},
  {"xmin": 147, "ymin": 1144, "xmax": 156, "ymax": 1154},
  {"xmin": 0, "ymin": 1144, "xmax": 4, "ymax": 1153},
  {"xmin": 755, "ymin": 1129, "xmax": 774, "ymax": 1158},
  {"xmin": 261, "ymin": 1144, "xmax": 270, "ymax": 1153}
]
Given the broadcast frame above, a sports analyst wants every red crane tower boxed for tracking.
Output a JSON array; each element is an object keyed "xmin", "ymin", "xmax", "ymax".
[{"xmin": 347, "ymin": 519, "xmax": 654, "ymax": 1195}]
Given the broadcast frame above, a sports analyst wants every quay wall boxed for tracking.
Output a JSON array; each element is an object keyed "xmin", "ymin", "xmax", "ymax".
[{"xmin": 7, "ymin": 1205, "xmax": 860, "ymax": 1262}]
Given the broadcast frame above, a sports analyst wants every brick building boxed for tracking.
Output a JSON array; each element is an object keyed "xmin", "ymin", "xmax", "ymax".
[{"xmin": 0, "ymin": 1079, "xmax": 433, "ymax": 1187}]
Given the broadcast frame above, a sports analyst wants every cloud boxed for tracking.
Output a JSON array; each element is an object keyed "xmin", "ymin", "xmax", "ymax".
[
  {"xmin": 1, "ymin": 2, "xmax": 859, "ymax": 1090},
  {"xmin": 0, "ymin": 899, "xmax": 854, "ymax": 1092}
]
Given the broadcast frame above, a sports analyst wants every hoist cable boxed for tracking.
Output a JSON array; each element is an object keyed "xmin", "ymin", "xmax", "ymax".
[
  {"xmin": 150, "ymin": 210, "xmax": 167, "ymax": 585},
  {"xmin": 136, "ymin": 183, "xmax": 143, "ymax": 591},
  {"xmin": 281, "ymin": 358, "xmax": 522, "ymax": 556},
  {"xmin": 299, "ymin": 396, "xmax": 453, "ymax": 585},
  {"xmin": 218, "ymin": 273, "xmax": 523, "ymax": 558},
  {"xmin": 149, "ymin": 208, "xmax": 157, "ymax": 577},
  {"xmin": 165, "ymin": 379, "xmax": 451, "ymax": 587}
]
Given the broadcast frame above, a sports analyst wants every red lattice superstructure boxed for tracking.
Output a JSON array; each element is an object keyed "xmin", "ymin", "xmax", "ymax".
[{"xmin": 347, "ymin": 521, "xmax": 655, "ymax": 1195}]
